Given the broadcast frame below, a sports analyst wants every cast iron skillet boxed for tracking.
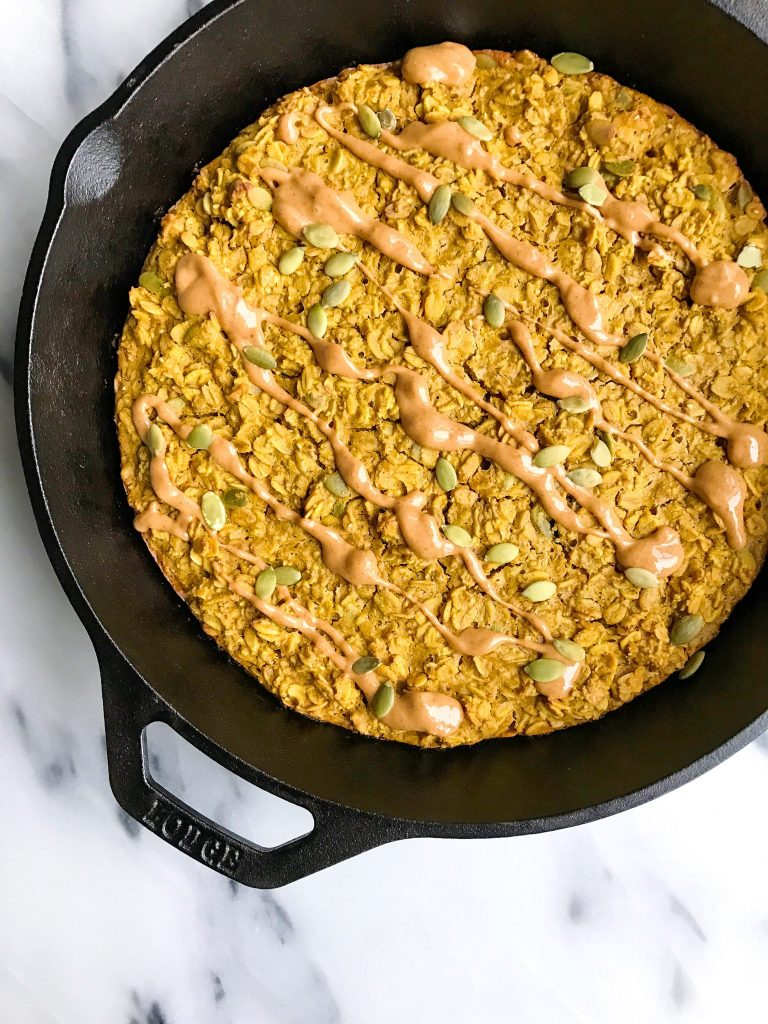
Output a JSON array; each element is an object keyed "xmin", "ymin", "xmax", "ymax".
[{"xmin": 15, "ymin": 0, "xmax": 768, "ymax": 887}]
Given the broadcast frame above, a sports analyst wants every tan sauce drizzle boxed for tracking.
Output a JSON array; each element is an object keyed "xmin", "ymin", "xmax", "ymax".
[
  {"xmin": 400, "ymin": 42, "xmax": 476, "ymax": 87},
  {"xmin": 276, "ymin": 110, "xmax": 303, "ymax": 144}
]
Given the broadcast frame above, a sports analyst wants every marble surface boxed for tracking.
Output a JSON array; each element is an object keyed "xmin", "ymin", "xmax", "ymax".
[{"xmin": 3, "ymin": 2, "xmax": 768, "ymax": 1021}]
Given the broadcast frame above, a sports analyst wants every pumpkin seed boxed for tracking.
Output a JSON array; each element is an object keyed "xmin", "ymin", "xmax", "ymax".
[
  {"xmin": 734, "ymin": 182, "xmax": 753, "ymax": 210},
  {"xmin": 254, "ymin": 567, "xmax": 277, "ymax": 601},
  {"xmin": 358, "ymin": 104, "xmax": 381, "ymax": 139},
  {"xmin": 243, "ymin": 345, "xmax": 277, "ymax": 370},
  {"xmin": 428, "ymin": 184, "xmax": 452, "ymax": 225},
  {"xmin": 602, "ymin": 159, "xmax": 634, "ymax": 178},
  {"xmin": 145, "ymin": 423, "xmax": 163, "ymax": 456},
  {"xmin": 139, "ymin": 270, "xmax": 167, "ymax": 295},
  {"xmin": 532, "ymin": 445, "xmax": 570, "ymax": 469},
  {"xmin": 352, "ymin": 654, "xmax": 380, "ymax": 675},
  {"xmin": 624, "ymin": 566, "xmax": 659, "ymax": 589},
  {"xmin": 524, "ymin": 658, "xmax": 565, "ymax": 682},
  {"xmin": 458, "ymin": 115, "xmax": 493, "ymax": 142},
  {"xmin": 564, "ymin": 166, "xmax": 600, "ymax": 190},
  {"xmin": 443, "ymin": 524, "xmax": 473, "ymax": 547},
  {"xmin": 551, "ymin": 52, "xmax": 593, "ymax": 75},
  {"xmin": 376, "ymin": 108, "xmax": 396, "ymax": 132},
  {"xmin": 483, "ymin": 293, "xmax": 505, "ymax": 328},
  {"xmin": 692, "ymin": 183, "xmax": 713, "ymax": 202},
  {"xmin": 324, "ymin": 251, "xmax": 358, "ymax": 277},
  {"xmin": 331, "ymin": 500, "xmax": 345, "ymax": 517},
  {"xmin": 558, "ymin": 395, "xmax": 591, "ymax": 413},
  {"xmin": 566, "ymin": 467, "xmax": 602, "ymax": 488},
  {"xmin": 737, "ymin": 244, "xmax": 762, "ymax": 269},
  {"xmin": 187, "ymin": 424, "xmax": 213, "ymax": 450},
  {"xmin": 670, "ymin": 613, "xmax": 704, "ymax": 646},
  {"xmin": 485, "ymin": 542, "xmax": 519, "ymax": 564},
  {"xmin": 578, "ymin": 182, "xmax": 608, "ymax": 207},
  {"xmin": 371, "ymin": 682, "xmax": 395, "ymax": 718},
  {"xmin": 451, "ymin": 192, "xmax": 476, "ymax": 216},
  {"xmin": 752, "ymin": 268, "xmax": 768, "ymax": 292},
  {"xmin": 307, "ymin": 303, "xmax": 328, "ymax": 339},
  {"xmin": 614, "ymin": 88, "xmax": 632, "ymax": 109},
  {"xmin": 248, "ymin": 185, "xmax": 273, "ymax": 211},
  {"xmin": 324, "ymin": 472, "xmax": 349, "ymax": 498},
  {"xmin": 328, "ymin": 148, "xmax": 345, "ymax": 174},
  {"xmin": 619, "ymin": 332, "xmax": 648, "ymax": 363},
  {"xmin": 278, "ymin": 246, "xmax": 305, "ymax": 275},
  {"xmin": 597, "ymin": 428, "xmax": 614, "ymax": 455},
  {"xmin": 665, "ymin": 355, "xmax": 695, "ymax": 377},
  {"xmin": 303, "ymin": 223, "xmax": 339, "ymax": 249},
  {"xmin": 435, "ymin": 456, "xmax": 457, "ymax": 492},
  {"xmin": 679, "ymin": 650, "xmax": 705, "ymax": 679},
  {"xmin": 476, "ymin": 53, "xmax": 498, "ymax": 69},
  {"xmin": 532, "ymin": 505, "xmax": 554, "ymax": 537},
  {"xmin": 521, "ymin": 580, "xmax": 557, "ymax": 602},
  {"xmin": 222, "ymin": 487, "xmax": 248, "ymax": 509},
  {"xmin": 553, "ymin": 638, "xmax": 586, "ymax": 663},
  {"xmin": 322, "ymin": 279, "xmax": 351, "ymax": 307},
  {"xmin": 590, "ymin": 437, "xmax": 613, "ymax": 468},
  {"xmin": 201, "ymin": 491, "xmax": 226, "ymax": 532},
  {"xmin": 585, "ymin": 118, "xmax": 615, "ymax": 147},
  {"xmin": 274, "ymin": 565, "xmax": 302, "ymax": 586}
]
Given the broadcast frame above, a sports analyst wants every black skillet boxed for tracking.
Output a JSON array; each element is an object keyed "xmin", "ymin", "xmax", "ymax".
[{"xmin": 15, "ymin": 0, "xmax": 768, "ymax": 887}]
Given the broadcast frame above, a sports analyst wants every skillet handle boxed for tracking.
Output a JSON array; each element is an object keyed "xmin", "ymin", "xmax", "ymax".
[{"xmin": 97, "ymin": 641, "xmax": 402, "ymax": 887}]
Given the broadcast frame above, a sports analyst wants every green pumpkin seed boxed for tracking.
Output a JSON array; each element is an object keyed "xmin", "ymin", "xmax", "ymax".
[
  {"xmin": 371, "ymin": 681, "xmax": 395, "ymax": 718},
  {"xmin": 187, "ymin": 424, "xmax": 213, "ymax": 450},
  {"xmin": 475, "ymin": 53, "xmax": 498, "ymax": 69},
  {"xmin": 324, "ymin": 472, "xmax": 350, "ymax": 498},
  {"xmin": 254, "ymin": 567, "xmax": 277, "ymax": 601},
  {"xmin": 532, "ymin": 505, "xmax": 554, "ymax": 538},
  {"xmin": 139, "ymin": 270, "xmax": 167, "ymax": 295},
  {"xmin": 619, "ymin": 332, "xmax": 648, "ymax": 364},
  {"xmin": 248, "ymin": 185, "xmax": 273, "ymax": 211},
  {"xmin": 303, "ymin": 223, "xmax": 339, "ymax": 249},
  {"xmin": 443, "ymin": 524, "xmax": 473, "ymax": 547},
  {"xmin": 307, "ymin": 303, "xmax": 328, "ymax": 339},
  {"xmin": 222, "ymin": 487, "xmax": 248, "ymax": 509},
  {"xmin": 435, "ymin": 456, "xmax": 457, "ymax": 492},
  {"xmin": 322, "ymin": 279, "xmax": 351, "ymax": 307},
  {"xmin": 243, "ymin": 345, "xmax": 277, "ymax": 370},
  {"xmin": 752, "ymin": 268, "xmax": 768, "ymax": 292},
  {"xmin": 274, "ymin": 565, "xmax": 302, "ymax": 586},
  {"xmin": 532, "ymin": 445, "xmax": 570, "ymax": 469},
  {"xmin": 429, "ymin": 184, "xmax": 452, "ymax": 225},
  {"xmin": 734, "ymin": 182, "xmax": 753, "ymax": 210},
  {"xmin": 376, "ymin": 108, "xmax": 397, "ymax": 132},
  {"xmin": 451, "ymin": 192, "xmax": 476, "ymax": 216},
  {"xmin": 328, "ymin": 148, "xmax": 345, "ymax": 174},
  {"xmin": 278, "ymin": 246, "xmax": 305, "ymax": 275},
  {"xmin": 590, "ymin": 437, "xmax": 613, "ymax": 468},
  {"xmin": 624, "ymin": 566, "xmax": 659, "ymax": 589},
  {"xmin": 483, "ymin": 293, "xmax": 505, "ymax": 328},
  {"xmin": 670, "ymin": 613, "xmax": 704, "ymax": 646},
  {"xmin": 352, "ymin": 654, "xmax": 380, "ymax": 675},
  {"xmin": 558, "ymin": 395, "xmax": 591, "ymax": 413},
  {"xmin": 458, "ymin": 115, "xmax": 493, "ymax": 142},
  {"xmin": 145, "ymin": 423, "xmax": 163, "ymax": 456},
  {"xmin": 564, "ymin": 166, "xmax": 600, "ymax": 190},
  {"xmin": 578, "ymin": 182, "xmax": 608, "ymax": 207},
  {"xmin": 737, "ymin": 244, "xmax": 762, "ymax": 269},
  {"xmin": 602, "ymin": 159, "xmax": 634, "ymax": 178},
  {"xmin": 524, "ymin": 658, "xmax": 565, "ymax": 682},
  {"xmin": 201, "ymin": 491, "xmax": 226, "ymax": 532},
  {"xmin": 553, "ymin": 638, "xmax": 586, "ymax": 663},
  {"xmin": 331, "ymin": 500, "xmax": 346, "ymax": 517},
  {"xmin": 567, "ymin": 467, "xmax": 602, "ymax": 489},
  {"xmin": 665, "ymin": 355, "xmax": 695, "ymax": 377},
  {"xmin": 679, "ymin": 650, "xmax": 705, "ymax": 679},
  {"xmin": 614, "ymin": 88, "xmax": 632, "ymax": 110},
  {"xmin": 551, "ymin": 52, "xmax": 593, "ymax": 75},
  {"xmin": 692, "ymin": 183, "xmax": 713, "ymax": 202},
  {"xmin": 522, "ymin": 580, "xmax": 557, "ymax": 602},
  {"xmin": 597, "ymin": 428, "xmax": 614, "ymax": 455},
  {"xmin": 324, "ymin": 251, "xmax": 358, "ymax": 278},
  {"xmin": 485, "ymin": 542, "xmax": 519, "ymax": 564},
  {"xmin": 358, "ymin": 104, "xmax": 381, "ymax": 139}
]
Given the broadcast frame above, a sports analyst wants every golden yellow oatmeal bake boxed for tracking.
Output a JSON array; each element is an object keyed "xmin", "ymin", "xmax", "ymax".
[{"xmin": 116, "ymin": 43, "xmax": 768, "ymax": 747}]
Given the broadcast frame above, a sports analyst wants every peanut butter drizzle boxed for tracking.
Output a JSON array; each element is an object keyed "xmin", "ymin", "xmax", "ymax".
[
  {"xmin": 400, "ymin": 42, "xmax": 476, "ymax": 87},
  {"xmin": 259, "ymin": 165, "xmax": 435, "ymax": 275},
  {"xmin": 276, "ymin": 110, "xmax": 302, "ymax": 144}
]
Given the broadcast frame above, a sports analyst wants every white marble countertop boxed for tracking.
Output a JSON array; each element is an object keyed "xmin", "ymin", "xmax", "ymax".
[{"xmin": 2, "ymin": 2, "xmax": 768, "ymax": 1021}]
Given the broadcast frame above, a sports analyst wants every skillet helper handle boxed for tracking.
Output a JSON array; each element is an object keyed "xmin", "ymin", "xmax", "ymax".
[{"xmin": 97, "ymin": 641, "xmax": 401, "ymax": 887}]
